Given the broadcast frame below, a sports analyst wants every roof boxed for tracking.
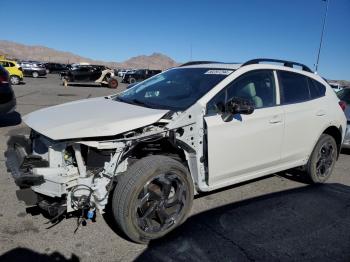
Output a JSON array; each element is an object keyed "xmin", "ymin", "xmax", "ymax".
[{"xmin": 0, "ymin": 58, "xmax": 16, "ymax": 63}]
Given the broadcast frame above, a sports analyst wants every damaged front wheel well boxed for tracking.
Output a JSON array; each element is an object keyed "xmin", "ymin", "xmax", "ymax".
[{"xmin": 126, "ymin": 137, "xmax": 188, "ymax": 167}]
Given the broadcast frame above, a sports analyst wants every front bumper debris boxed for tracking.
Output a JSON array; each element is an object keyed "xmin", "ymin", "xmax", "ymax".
[{"xmin": 5, "ymin": 136, "xmax": 47, "ymax": 188}]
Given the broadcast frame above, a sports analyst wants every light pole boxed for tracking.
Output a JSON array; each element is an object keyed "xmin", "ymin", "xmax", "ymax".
[{"xmin": 315, "ymin": 0, "xmax": 330, "ymax": 73}]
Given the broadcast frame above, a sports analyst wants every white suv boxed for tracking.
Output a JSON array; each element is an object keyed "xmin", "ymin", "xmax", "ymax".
[{"xmin": 6, "ymin": 59, "xmax": 347, "ymax": 243}]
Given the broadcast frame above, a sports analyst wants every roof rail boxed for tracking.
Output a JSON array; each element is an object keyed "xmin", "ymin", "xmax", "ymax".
[
  {"xmin": 179, "ymin": 61, "xmax": 220, "ymax": 67},
  {"xmin": 241, "ymin": 58, "xmax": 313, "ymax": 73}
]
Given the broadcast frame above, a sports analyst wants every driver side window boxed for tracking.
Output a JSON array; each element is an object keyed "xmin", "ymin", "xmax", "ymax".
[{"xmin": 206, "ymin": 70, "xmax": 276, "ymax": 115}]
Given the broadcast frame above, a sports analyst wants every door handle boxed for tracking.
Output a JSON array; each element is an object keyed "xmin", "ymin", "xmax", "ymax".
[
  {"xmin": 316, "ymin": 110, "xmax": 326, "ymax": 116},
  {"xmin": 269, "ymin": 115, "xmax": 282, "ymax": 124}
]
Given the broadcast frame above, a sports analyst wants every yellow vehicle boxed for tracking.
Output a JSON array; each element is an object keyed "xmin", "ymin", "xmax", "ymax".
[{"xmin": 0, "ymin": 59, "xmax": 24, "ymax": 85}]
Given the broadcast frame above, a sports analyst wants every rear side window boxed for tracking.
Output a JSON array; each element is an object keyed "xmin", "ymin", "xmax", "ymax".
[{"xmin": 278, "ymin": 71, "xmax": 310, "ymax": 104}]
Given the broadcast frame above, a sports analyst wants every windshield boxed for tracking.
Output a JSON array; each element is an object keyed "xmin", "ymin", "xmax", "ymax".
[
  {"xmin": 337, "ymin": 88, "xmax": 350, "ymax": 105},
  {"xmin": 115, "ymin": 68, "xmax": 233, "ymax": 110}
]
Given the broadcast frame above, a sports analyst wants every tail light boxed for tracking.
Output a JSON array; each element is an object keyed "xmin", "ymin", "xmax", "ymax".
[
  {"xmin": 339, "ymin": 101, "xmax": 347, "ymax": 111},
  {"xmin": 0, "ymin": 74, "xmax": 9, "ymax": 84}
]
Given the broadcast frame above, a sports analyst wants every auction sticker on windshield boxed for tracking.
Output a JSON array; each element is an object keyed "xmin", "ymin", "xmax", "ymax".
[{"xmin": 204, "ymin": 70, "xmax": 233, "ymax": 75}]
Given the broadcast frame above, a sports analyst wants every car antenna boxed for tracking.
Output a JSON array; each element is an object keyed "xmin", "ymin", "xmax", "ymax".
[{"xmin": 315, "ymin": 0, "xmax": 330, "ymax": 74}]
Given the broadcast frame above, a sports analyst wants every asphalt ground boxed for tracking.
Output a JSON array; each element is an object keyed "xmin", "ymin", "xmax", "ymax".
[{"xmin": 0, "ymin": 74, "xmax": 350, "ymax": 262}]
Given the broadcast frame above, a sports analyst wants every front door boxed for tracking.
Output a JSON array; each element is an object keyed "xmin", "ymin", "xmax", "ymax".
[
  {"xmin": 73, "ymin": 67, "xmax": 91, "ymax": 82},
  {"xmin": 204, "ymin": 70, "xmax": 284, "ymax": 187}
]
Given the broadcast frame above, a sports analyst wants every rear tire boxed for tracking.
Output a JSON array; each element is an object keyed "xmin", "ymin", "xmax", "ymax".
[
  {"xmin": 305, "ymin": 134, "xmax": 337, "ymax": 183},
  {"xmin": 108, "ymin": 77, "xmax": 118, "ymax": 89},
  {"xmin": 32, "ymin": 71, "xmax": 39, "ymax": 78},
  {"xmin": 10, "ymin": 75, "xmax": 20, "ymax": 85},
  {"xmin": 112, "ymin": 155, "xmax": 194, "ymax": 243},
  {"xmin": 129, "ymin": 77, "xmax": 136, "ymax": 84}
]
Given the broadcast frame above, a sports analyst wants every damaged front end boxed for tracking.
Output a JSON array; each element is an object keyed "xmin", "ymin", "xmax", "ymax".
[{"xmin": 5, "ymin": 122, "xmax": 183, "ymax": 222}]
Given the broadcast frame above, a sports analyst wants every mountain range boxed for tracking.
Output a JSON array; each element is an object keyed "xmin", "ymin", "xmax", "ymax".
[
  {"xmin": 0, "ymin": 40, "xmax": 179, "ymax": 70},
  {"xmin": 0, "ymin": 40, "xmax": 349, "ymax": 85}
]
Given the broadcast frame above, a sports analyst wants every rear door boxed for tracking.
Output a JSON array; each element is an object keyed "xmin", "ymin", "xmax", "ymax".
[
  {"xmin": 89, "ymin": 66, "xmax": 103, "ymax": 81},
  {"xmin": 278, "ymin": 71, "xmax": 327, "ymax": 164},
  {"xmin": 204, "ymin": 70, "xmax": 284, "ymax": 186}
]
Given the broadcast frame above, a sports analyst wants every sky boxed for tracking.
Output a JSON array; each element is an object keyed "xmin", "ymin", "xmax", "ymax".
[{"xmin": 1, "ymin": 0, "xmax": 349, "ymax": 80}]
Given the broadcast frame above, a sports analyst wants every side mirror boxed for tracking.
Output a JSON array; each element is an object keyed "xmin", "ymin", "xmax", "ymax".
[
  {"xmin": 215, "ymin": 97, "xmax": 254, "ymax": 121},
  {"xmin": 226, "ymin": 97, "xmax": 254, "ymax": 115}
]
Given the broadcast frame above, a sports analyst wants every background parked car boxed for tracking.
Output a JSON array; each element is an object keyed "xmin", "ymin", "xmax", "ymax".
[
  {"xmin": 0, "ymin": 65, "xmax": 16, "ymax": 114},
  {"xmin": 117, "ymin": 69, "xmax": 127, "ymax": 77},
  {"xmin": 122, "ymin": 69, "xmax": 161, "ymax": 83},
  {"xmin": 329, "ymin": 82, "xmax": 344, "ymax": 93},
  {"xmin": 61, "ymin": 64, "xmax": 118, "ymax": 88},
  {"xmin": 0, "ymin": 59, "xmax": 24, "ymax": 85},
  {"xmin": 44, "ymin": 63, "xmax": 68, "ymax": 74},
  {"xmin": 337, "ymin": 88, "xmax": 350, "ymax": 148},
  {"xmin": 19, "ymin": 61, "xmax": 47, "ymax": 78}
]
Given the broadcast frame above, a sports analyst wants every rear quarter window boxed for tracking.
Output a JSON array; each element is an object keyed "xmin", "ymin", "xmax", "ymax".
[{"xmin": 308, "ymin": 78, "xmax": 326, "ymax": 99}]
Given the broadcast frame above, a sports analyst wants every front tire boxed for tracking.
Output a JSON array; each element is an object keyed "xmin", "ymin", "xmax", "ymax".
[
  {"xmin": 112, "ymin": 155, "xmax": 194, "ymax": 243},
  {"xmin": 305, "ymin": 134, "xmax": 337, "ymax": 183},
  {"xmin": 129, "ymin": 77, "xmax": 136, "ymax": 84},
  {"xmin": 32, "ymin": 71, "xmax": 39, "ymax": 78}
]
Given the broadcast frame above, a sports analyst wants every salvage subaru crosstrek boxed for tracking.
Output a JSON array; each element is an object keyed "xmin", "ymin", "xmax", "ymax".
[{"xmin": 6, "ymin": 59, "xmax": 347, "ymax": 243}]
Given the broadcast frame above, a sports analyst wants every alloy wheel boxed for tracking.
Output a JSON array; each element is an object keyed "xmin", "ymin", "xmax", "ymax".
[
  {"xmin": 316, "ymin": 141, "xmax": 335, "ymax": 178},
  {"xmin": 135, "ymin": 173, "xmax": 187, "ymax": 234},
  {"xmin": 10, "ymin": 76, "xmax": 20, "ymax": 85}
]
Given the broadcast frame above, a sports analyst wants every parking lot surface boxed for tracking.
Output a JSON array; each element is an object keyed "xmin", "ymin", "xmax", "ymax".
[{"xmin": 0, "ymin": 75, "xmax": 350, "ymax": 262}]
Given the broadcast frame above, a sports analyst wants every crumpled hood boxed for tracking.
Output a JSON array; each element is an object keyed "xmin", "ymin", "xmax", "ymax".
[{"xmin": 23, "ymin": 97, "xmax": 169, "ymax": 140}]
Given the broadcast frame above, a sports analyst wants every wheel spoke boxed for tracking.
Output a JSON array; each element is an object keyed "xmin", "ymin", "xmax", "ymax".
[
  {"xmin": 140, "ymin": 201, "xmax": 157, "ymax": 219},
  {"xmin": 138, "ymin": 192, "xmax": 150, "ymax": 206},
  {"xmin": 156, "ymin": 207, "xmax": 169, "ymax": 225},
  {"xmin": 158, "ymin": 175, "xmax": 172, "ymax": 199},
  {"xmin": 148, "ymin": 190, "xmax": 162, "ymax": 201}
]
